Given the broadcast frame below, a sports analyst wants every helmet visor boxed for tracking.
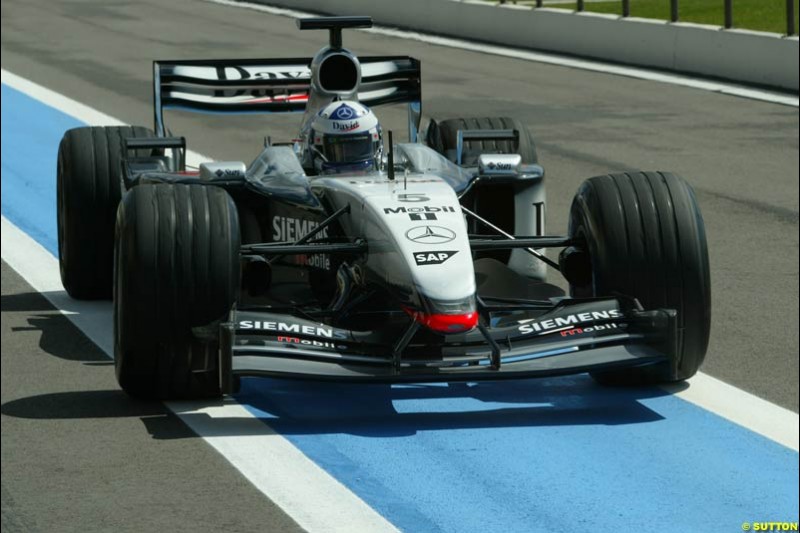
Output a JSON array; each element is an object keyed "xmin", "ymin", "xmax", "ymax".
[{"xmin": 322, "ymin": 133, "xmax": 374, "ymax": 163}]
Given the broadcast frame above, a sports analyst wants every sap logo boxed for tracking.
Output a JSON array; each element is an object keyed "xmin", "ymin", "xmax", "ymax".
[{"xmin": 414, "ymin": 250, "xmax": 458, "ymax": 266}]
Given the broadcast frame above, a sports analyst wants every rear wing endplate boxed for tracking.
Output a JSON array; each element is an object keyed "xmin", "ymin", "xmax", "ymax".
[{"xmin": 152, "ymin": 56, "xmax": 421, "ymax": 137}]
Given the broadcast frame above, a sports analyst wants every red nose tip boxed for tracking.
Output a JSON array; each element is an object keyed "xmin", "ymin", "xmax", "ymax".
[{"xmin": 404, "ymin": 308, "xmax": 479, "ymax": 334}]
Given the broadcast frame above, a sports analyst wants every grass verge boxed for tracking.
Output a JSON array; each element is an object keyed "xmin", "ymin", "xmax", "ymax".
[{"xmin": 503, "ymin": 0, "xmax": 799, "ymax": 34}]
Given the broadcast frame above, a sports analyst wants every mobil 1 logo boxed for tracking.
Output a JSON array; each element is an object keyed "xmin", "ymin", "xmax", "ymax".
[
  {"xmin": 414, "ymin": 250, "xmax": 458, "ymax": 266},
  {"xmin": 383, "ymin": 205, "xmax": 458, "ymax": 221}
]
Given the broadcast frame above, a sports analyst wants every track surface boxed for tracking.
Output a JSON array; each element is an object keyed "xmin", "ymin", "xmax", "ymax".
[
  {"xmin": 2, "ymin": 0, "xmax": 798, "ymax": 531},
  {"xmin": 1, "ymin": 262, "xmax": 304, "ymax": 533}
]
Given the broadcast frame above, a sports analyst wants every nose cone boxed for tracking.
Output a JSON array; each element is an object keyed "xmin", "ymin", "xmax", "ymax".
[
  {"xmin": 408, "ymin": 309, "xmax": 479, "ymax": 334},
  {"xmin": 403, "ymin": 294, "xmax": 478, "ymax": 334},
  {"xmin": 318, "ymin": 172, "xmax": 478, "ymax": 328}
]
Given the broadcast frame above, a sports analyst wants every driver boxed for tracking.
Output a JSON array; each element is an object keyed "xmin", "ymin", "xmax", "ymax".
[{"xmin": 306, "ymin": 100, "xmax": 383, "ymax": 175}]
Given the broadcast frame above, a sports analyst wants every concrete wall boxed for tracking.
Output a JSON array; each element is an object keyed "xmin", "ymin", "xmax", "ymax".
[{"xmin": 257, "ymin": 0, "xmax": 799, "ymax": 91}]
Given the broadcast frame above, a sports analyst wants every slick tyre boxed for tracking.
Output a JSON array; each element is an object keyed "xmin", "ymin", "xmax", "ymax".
[
  {"xmin": 114, "ymin": 184, "xmax": 240, "ymax": 400},
  {"xmin": 567, "ymin": 172, "xmax": 711, "ymax": 385},
  {"xmin": 429, "ymin": 116, "xmax": 539, "ymax": 265},
  {"xmin": 428, "ymin": 116, "xmax": 538, "ymax": 166},
  {"xmin": 57, "ymin": 125, "xmax": 155, "ymax": 299}
]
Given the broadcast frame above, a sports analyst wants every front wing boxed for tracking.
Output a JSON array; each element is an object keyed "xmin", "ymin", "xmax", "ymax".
[{"xmin": 217, "ymin": 299, "xmax": 678, "ymax": 391}]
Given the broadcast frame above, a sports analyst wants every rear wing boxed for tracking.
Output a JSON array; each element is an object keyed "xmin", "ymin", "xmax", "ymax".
[{"xmin": 152, "ymin": 56, "xmax": 421, "ymax": 138}]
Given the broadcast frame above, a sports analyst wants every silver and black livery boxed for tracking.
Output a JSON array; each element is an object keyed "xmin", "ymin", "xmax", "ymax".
[{"xmin": 56, "ymin": 17, "xmax": 711, "ymax": 399}]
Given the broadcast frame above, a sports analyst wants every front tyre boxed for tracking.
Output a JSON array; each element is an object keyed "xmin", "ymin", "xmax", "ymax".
[
  {"xmin": 568, "ymin": 172, "xmax": 711, "ymax": 385},
  {"xmin": 114, "ymin": 184, "xmax": 240, "ymax": 400}
]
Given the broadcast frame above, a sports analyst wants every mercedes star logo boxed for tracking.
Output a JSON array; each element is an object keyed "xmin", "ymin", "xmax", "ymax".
[
  {"xmin": 405, "ymin": 225, "xmax": 457, "ymax": 244},
  {"xmin": 332, "ymin": 104, "xmax": 355, "ymax": 120}
]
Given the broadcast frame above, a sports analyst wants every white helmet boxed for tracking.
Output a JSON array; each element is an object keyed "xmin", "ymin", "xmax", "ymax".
[{"xmin": 307, "ymin": 101, "xmax": 382, "ymax": 175}]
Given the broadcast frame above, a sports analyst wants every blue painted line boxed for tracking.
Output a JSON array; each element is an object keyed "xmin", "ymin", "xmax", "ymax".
[
  {"xmin": 238, "ymin": 377, "xmax": 799, "ymax": 533},
  {"xmin": 3, "ymin": 82, "xmax": 799, "ymax": 533},
  {"xmin": 2, "ymin": 85, "xmax": 83, "ymax": 256}
]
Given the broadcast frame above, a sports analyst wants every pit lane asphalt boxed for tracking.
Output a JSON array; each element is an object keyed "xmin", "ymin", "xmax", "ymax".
[
  {"xmin": 0, "ymin": 261, "xmax": 305, "ymax": 533},
  {"xmin": 1, "ymin": 0, "xmax": 798, "ymax": 529}
]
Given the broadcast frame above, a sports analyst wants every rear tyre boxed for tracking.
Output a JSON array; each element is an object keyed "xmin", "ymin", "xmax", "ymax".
[
  {"xmin": 429, "ymin": 116, "xmax": 539, "ymax": 266},
  {"xmin": 114, "ymin": 184, "xmax": 240, "ymax": 400},
  {"xmin": 567, "ymin": 172, "xmax": 711, "ymax": 385},
  {"xmin": 428, "ymin": 116, "xmax": 538, "ymax": 166},
  {"xmin": 57, "ymin": 125, "xmax": 155, "ymax": 299}
]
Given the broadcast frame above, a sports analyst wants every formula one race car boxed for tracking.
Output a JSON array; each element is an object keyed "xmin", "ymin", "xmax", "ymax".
[{"xmin": 56, "ymin": 16, "xmax": 710, "ymax": 399}]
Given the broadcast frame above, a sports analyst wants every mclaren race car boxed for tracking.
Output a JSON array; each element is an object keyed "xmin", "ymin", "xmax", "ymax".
[{"xmin": 56, "ymin": 16, "xmax": 711, "ymax": 399}]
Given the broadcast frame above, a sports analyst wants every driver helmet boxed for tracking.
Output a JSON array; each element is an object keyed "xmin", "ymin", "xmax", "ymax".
[{"xmin": 308, "ymin": 101, "xmax": 382, "ymax": 175}]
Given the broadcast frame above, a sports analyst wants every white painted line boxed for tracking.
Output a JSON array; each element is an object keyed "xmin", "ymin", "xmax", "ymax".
[
  {"xmin": 2, "ymin": 70, "xmax": 125, "ymax": 127},
  {"xmin": 665, "ymin": 374, "xmax": 799, "ymax": 451},
  {"xmin": 0, "ymin": 218, "xmax": 115, "ymax": 355},
  {"xmin": 1, "ymin": 70, "xmax": 209, "ymax": 168},
  {"xmin": 1, "ymin": 69, "xmax": 400, "ymax": 533},
  {"xmin": 168, "ymin": 399, "xmax": 397, "ymax": 533},
  {"xmin": 0, "ymin": 217, "xmax": 399, "ymax": 533},
  {"xmin": 200, "ymin": 0, "xmax": 799, "ymax": 107}
]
